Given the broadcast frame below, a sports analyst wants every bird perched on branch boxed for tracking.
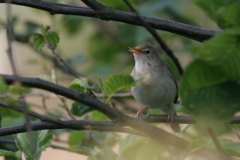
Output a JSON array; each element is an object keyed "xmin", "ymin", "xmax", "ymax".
[{"xmin": 129, "ymin": 42, "xmax": 180, "ymax": 133}]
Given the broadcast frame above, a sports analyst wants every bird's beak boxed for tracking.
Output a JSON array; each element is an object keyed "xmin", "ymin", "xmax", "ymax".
[{"xmin": 129, "ymin": 47, "xmax": 143, "ymax": 55}]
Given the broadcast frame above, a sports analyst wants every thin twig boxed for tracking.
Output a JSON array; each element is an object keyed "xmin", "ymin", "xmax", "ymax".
[
  {"xmin": 25, "ymin": 100, "xmax": 70, "ymax": 120},
  {"xmin": 44, "ymin": 40, "xmax": 89, "ymax": 88},
  {"xmin": 206, "ymin": 127, "xmax": 230, "ymax": 159},
  {"xmin": 225, "ymin": 124, "xmax": 240, "ymax": 139},
  {"xmin": 58, "ymin": 96, "xmax": 76, "ymax": 120},
  {"xmin": 5, "ymin": 0, "xmax": 37, "ymax": 156},
  {"xmin": 123, "ymin": 0, "xmax": 183, "ymax": 75}
]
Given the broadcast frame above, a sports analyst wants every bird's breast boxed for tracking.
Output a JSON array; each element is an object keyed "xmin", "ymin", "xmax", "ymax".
[{"xmin": 131, "ymin": 70, "xmax": 176, "ymax": 112}]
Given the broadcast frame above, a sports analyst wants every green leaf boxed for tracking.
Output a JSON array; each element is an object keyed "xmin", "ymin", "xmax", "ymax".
[
  {"xmin": 14, "ymin": 130, "xmax": 53, "ymax": 160},
  {"xmin": 69, "ymin": 77, "xmax": 88, "ymax": 92},
  {"xmin": 135, "ymin": 140, "xmax": 164, "ymax": 160},
  {"xmin": 118, "ymin": 135, "xmax": 163, "ymax": 160},
  {"xmin": 71, "ymin": 102, "xmax": 94, "ymax": 117},
  {"xmin": 208, "ymin": 139, "xmax": 240, "ymax": 157},
  {"xmin": 81, "ymin": 131, "xmax": 118, "ymax": 149},
  {"xmin": 0, "ymin": 149, "xmax": 21, "ymax": 159},
  {"xmin": 104, "ymin": 74, "xmax": 136, "ymax": 102},
  {"xmin": 0, "ymin": 75, "xmax": 6, "ymax": 93},
  {"xmin": 46, "ymin": 32, "xmax": 60, "ymax": 49},
  {"xmin": 180, "ymin": 28, "xmax": 240, "ymax": 127},
  {"xmin": 68, "ymin": 131, "xmax": 86, "ymax": 146},
  {"xmin": 0, "ymin": 99, "xmax": 30, "ymax": 118},
  {"xmin": 197, "ymin": 28, "xmax": 240, "ymax": 81},
  {"xmin": 0, "ymin": 149, "xmax": 15, "ymax": 157},
  {"xmin": 180, "ymin": 81, "xmax": 240, "ymax": 127},
  {"xmin": 67, "ymin": 145, "xmax": 91, "ymax": 155},
  {"xmin": 41, "ymin": 25, "xmax": 50, "ymax": 36},
  {"xmin": 33, "ymin": 33, "xmax": 45, "ymax": 51},
  {"xmin": 1, "ymin": 117, "xmax": 25, "ymax": 127},
  {"xmin": 91, "ymin": 111, "xmax": 108, "ymax": 121},
  {"xmin": 61, "ymin": 15, "xmax": 83, "ymax": 35},
  {"xmin": 69, "ymin": 78, "xmax": 88, "ymax": 92},
  {"xmin": 195, "ymin": 0, "xmax": 240, "ymax": 28}
]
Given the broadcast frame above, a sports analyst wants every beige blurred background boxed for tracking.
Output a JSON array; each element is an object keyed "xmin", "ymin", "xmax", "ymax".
[{"xmin": 0, "ymin": 1, "xmax": 227, "ymax": 160}]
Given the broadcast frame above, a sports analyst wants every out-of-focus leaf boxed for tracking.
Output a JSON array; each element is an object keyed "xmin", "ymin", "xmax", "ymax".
[
  {"xmin": 68, "ymin": 131, "xmax": 86, "ymax": 146},
  {"xmin": 0, "ymin": 136, "xmax": 18, "ymax": 152},
  {"xmin": 91, "ymin": 110, "xmax": 108, "ymax": 121},
  {"xmin": 9, "ymin": 82, "xmax": 32, "ymax": 95},
  {"xmin": 67, "ymin": 145, "xmax": 91, "ymax": 155},
  {"xmin": 71, "ymin": 102, "xmax": 94, "ymax": 117},
  {"xmin": 47, "ymin": 32, "xmax": 60, "ymax": 49},
  {"xmin": 195, "ymin": 0, "xmax": 240, "ymax": 28},
  {"xmin": 180, "ymin": 81, "xmax": 240, "ymax": 127},
  {"xmin": 33, "ymin": 33, "xmax": 45, "ymax": 51},
  {"xmin": 180, "ymin": 28, "xmax": 240, "ymax": 127},
  {"xmin": 207, "ymin": 139, "xmax": 240, "ymax": 157},
  {"xmin": 81, "ymin": 131, "xmax": 119, "ymax": 149},
  {"xmin": 104, "ymin": 74, "xmax": 136, "ymax": 102},
  {"xmin": 1, "ymin": 117, "xmax": 25, "ymax": 127},
  {"xmin": 135, "ymin": 140, "xmax": 164, "ymax": 160},
  {"xmin": 61, "ymin": 15, "xmax": 83, "ymax": 35},
  {"xmin": 118, "ymin": 135, "xmax": 158, "ymax": 160},
  {"xmin": 0, "ymin": 99, "xmax": 30, "ymax": 118},
  {"xmin": 197, "ymin": 28, "xmax": 240, "ymax": 81},
  {"xmin": 88, "ymin": 147, "xmax": 116, "ymax": 160},
  {"xmin": 65, "ymin": 54, "xmax": 86, "ymax": 68},
  {"xmin": 0, "ymin": 76, "xmax": 6, "ymax": 93}
]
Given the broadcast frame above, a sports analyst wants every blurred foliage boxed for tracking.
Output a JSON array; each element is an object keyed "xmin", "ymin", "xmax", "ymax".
[{"xmin": 0, "ymin": 0, "xmax": 240, "ymax": 160}]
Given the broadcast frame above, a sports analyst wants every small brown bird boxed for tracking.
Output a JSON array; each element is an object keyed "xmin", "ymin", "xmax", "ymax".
[{"xmin": 129, "ymin": 42, "xmax": 180, "ymax": 133}]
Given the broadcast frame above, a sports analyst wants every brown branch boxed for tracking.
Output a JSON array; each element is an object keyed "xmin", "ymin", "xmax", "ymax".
[
  {"xmin": 0, "ymin": 120, "xmax": 144, "ymax": 137},
  {"xmin": 0, "ymin": 74, "xmax": 225, "ymax": 159},
  {"xmin": 81, "ymin": 0, "xmax": 109, "ymax": 10},
  {"xmin": 0, "ymin": 0, "xmax": 220, "ymax": 42},
  {"xmin": 123, "ymin": 0, "xmax": 183, "ymax": 75}
]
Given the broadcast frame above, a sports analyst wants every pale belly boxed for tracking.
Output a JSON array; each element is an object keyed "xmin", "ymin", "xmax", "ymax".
[{"xmin": 131, "ymin": 76, "xmax": 176, "ymax": 114}]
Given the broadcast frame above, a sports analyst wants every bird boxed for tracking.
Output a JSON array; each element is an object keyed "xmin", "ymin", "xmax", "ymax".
[{"xmin": 129, "ymin": 42, "xmax": 180, "ymax": 133}]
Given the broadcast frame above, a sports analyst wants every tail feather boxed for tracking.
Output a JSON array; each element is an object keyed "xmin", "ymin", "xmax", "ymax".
[
  {"xmin": 170, "ymin": 123, "xmax": 181, "ymax": 133},
  {"xmin": 169, "ymin": 110, "xmax": 181, "ymax": 133}
]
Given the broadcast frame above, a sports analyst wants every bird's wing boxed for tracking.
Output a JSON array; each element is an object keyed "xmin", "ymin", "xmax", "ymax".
[{"xmin": 164, "ymin": 63, "xmax": 178, "ymax": 104}]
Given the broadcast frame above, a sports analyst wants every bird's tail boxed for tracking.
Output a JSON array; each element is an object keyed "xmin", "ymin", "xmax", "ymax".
[{"xmin": 169, "ymin": 112, "xmax": 181, "ymax": 133}]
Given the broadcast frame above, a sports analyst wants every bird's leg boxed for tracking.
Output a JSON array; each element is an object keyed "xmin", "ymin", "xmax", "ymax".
[
  {"xmin": 135, "ymin": 107, "xmax": 149, "ymax": 119},
  {"xmin": 167, "ymin": 105, "xmax": 174, "ymax": 124}
]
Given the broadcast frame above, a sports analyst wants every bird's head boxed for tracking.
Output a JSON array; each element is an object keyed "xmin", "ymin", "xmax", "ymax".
[{"xmin": 129, "ymin": 42, "xmax": 161, "ymax": 65}]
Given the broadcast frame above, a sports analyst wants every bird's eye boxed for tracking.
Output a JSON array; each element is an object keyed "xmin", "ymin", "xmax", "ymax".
[{"xmin": 145, "ymin": 49, "xmax": 151, "ymax": 54}]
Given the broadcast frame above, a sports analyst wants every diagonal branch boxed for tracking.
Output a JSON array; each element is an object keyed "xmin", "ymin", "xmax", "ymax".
[
  {"xmin": 0, "ymin": 74, "xmax": 225, "ymax": 159},
  {"xmin": 123, "ymin": 0, "xmax": 183, "ymax": 75},
  {"xmin": 0, "ymin": 0, "xmax": 221, "ymax": 42},
  {"xmin": 206, "ymin": 127, "xmax": 230, "ymax": 159}
]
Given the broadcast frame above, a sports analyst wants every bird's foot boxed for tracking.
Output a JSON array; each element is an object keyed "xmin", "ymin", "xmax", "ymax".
[
  {"xmin": 135, "ymin": 111, "xmax": 143, "ymax": 119},
  {"xmin": 135, "ymin": 107, "xmax": 149, "ymax": 120},
  {"xmin": 167, "ymin": 105, "xmax": 174, "ymax": 124}
]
